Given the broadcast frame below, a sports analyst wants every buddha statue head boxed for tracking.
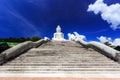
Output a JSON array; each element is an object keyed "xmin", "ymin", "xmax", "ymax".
[{"xmin": 56, "ymin": 25, "xmax": 61, "ymax": 33}]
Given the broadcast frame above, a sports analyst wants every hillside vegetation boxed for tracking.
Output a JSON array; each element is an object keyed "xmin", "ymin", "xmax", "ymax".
[{"xmin": 0, "ymin": 36, "xmax": 41, "ymax": 53}]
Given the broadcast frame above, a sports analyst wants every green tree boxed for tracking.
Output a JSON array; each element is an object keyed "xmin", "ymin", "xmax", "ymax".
[
  {"xmin": 31, "ymin": 36, "xmax": 41, "ymax": 42},
  {"xmin": 114, "ymin": 46, "xmax": 120, "ymax": 51},
  {"xmin": 104, "ymin": 42, "xmax": 111, "ymax": 46}
]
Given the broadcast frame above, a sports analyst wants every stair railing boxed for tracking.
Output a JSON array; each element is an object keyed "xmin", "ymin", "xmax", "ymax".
[
  {"xmin": 0, "ymin": 38, "xmax": 50, "ymax": 65},
  {"xmin": 75, "ymin": 39, "xmax": 120, "ymax": 63}
]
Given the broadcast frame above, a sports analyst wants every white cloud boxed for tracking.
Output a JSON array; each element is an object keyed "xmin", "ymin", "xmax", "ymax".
[
  {"xmin": 97, "ymin": 36, "xmax": 112, "ymax": 43},
  {"xmin": 97, "ymin": 36, "xmax": 120, "ymax": 46},
  {"xmin": 113, "ymin": 38, "xmax": 120, "ymax": 46},
  {"xmin": 88, "ymin": 0, "xmax": 120, "ymax": 30},
  {"xmin": 68, "ymin": 32, "xmax": 86, "ymax": 41}
]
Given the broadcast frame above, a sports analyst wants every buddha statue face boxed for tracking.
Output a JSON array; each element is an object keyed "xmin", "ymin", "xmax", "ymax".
[{"xmin": 56, "ymin": 25, "xmax": 61, "ymax": 33}]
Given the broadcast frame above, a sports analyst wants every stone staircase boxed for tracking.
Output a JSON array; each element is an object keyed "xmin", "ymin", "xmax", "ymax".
[{"xmin": 0, "ymin": 41, "xmax": 120, "ymax": 77}]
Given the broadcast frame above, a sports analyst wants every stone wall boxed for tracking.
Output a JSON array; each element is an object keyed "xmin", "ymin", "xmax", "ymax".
[
  {"xmin": 0, "ymin": 39, "xmax": 49, "ymax": 65},
  {"xmin": 76, "ymin": 39, "xmax": 120, "ymax": 63}
]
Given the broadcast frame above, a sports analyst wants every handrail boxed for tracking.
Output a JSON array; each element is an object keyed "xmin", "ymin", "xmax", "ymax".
[
  {"xmin": 76, "ymin": 39, "xmax": 120, "ymax": 63},
  {"xmin": 0, "ymin": 39, "xmax": 49, "ymax": 65}
]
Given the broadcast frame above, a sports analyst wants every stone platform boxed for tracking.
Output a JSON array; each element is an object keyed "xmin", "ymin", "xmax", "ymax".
[{"xmin": 0, "ymin": 41, "xmax": 120, "ymax": 78}]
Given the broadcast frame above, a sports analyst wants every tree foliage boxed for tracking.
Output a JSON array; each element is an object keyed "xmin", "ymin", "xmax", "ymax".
[
  {"xmin": 0, "ymin": 42, "xmax": 10, "ymax": 53},
  {"xmin": 114, "ymin": 46, "xmax": 120, "ymax": 51},
  {"xmin": 0, "ymin": 36, "xmax": 41, "ymax": 42},
  {"xmin": 31, "ymin": 36, "xmax": 41, "ymax": 42},
  {"xmin": 104, "ymin": 42, "xmax": 111, "ymax": 46}
]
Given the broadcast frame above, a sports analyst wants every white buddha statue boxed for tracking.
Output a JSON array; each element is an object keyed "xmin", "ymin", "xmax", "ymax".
[{"xmin": 52, "ymin": 25, "xmax": 65, "ymax": 41}]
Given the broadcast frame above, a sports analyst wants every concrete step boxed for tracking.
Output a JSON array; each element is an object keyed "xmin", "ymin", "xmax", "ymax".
[
  {"xmin": 1, "ymin": 66, "xmax": 120, "ymax": 68},
  {"xmin": 1, "ymin": 68, "xmax": 120, "ymax": 72},
  {"xmin": 5, "ymin": 58, "xmax": 118, "ymax": 62},
  {"xmin": 6, "ymin": 60, "xmax": 117, "ymax": 65},
  {"xmin": 4, "ymin": 63, "xmax": 120, "ymax": 67},
  {"xmin": 7, "ymin": 61, "xmax": 116, "ymax": 63}
]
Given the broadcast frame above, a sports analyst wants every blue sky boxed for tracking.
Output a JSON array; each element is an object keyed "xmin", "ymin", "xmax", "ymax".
[{"xmin": 0, "ymin": 0, "xmax": 120, "ymax": 41}]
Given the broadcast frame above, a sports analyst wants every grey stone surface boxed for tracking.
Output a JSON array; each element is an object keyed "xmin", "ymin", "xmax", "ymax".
[
  {"xmin": 0, "ymin": 41, "xmax": 120, "ymax": 74},
  {"xmin": 0, "ymin": 54, "xmax": 5, "ymax": 65},
  {"xmin": 33, "ymin": 39, "xmax": 48, "ymax": 48}
]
